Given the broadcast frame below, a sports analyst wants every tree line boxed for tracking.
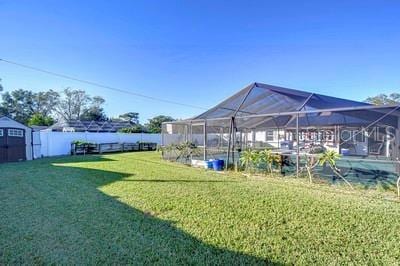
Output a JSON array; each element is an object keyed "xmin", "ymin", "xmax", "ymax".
[
  {"xmin": 364, "ymin": 93, "xmax": 400, "ymax": 105},
  {"xmin": 0, "ymin": 79, "xmax": 397, "ymax": 133},
  {"xmin": 0, "ymin": 81, "xmax": 174, "ymax": 133}
]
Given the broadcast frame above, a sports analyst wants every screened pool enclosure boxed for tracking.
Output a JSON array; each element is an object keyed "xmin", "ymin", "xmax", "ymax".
[{"xmin": 162, "ymin": 83, "xmax": 400, "ymax": 186}]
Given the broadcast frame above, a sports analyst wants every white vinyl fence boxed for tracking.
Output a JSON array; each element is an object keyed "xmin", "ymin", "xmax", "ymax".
[{"xmin": 33, "ymin": 131, "xmax": 161, "ymax": 158}]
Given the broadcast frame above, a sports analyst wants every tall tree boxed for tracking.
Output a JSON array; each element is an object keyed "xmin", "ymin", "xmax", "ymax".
[
  {"xmin": 55, "ymin": 88, "xmax": 91, "ymax": 120},
  {"xmin": 0, "ymin": 89, "xmax": 59, "ymax": 124},
  {"xmin": 0, "ymin": 87, "xmax": 105, "ymax": 124},
  {"xmin": 146, "ymin": 115, "xmax": 175, "ymax": 133},
  {"xmin": 81, "ymin": 96, "xmax": 107, "ymax": 121},
  {"xmin": 1, "ymin": 89, "xmax": 35, "ymax": 123},
  {"xmin": 0, "ymin": 79, "xmax": 7, "ymax": 115},
  {"xmin": 118, "ymin": 112, "xmax": 139, "ymax": 124},
  {"xmin": 365, "ymin": 93, "xmax": 400, "ymax": 105},
  {"xmin": 32, "ymin": 90, "xmax": 60, "ymax": 117}
]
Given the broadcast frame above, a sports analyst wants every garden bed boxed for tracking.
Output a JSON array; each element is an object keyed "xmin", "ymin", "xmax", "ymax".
[{"xmin": 71, "ymin": 141, "xmax": 157, "ymax": 155}]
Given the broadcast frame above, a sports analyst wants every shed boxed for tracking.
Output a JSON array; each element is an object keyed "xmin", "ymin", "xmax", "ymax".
[{"xmin": 0, "ymin": 116, "xmax": 33, "ymax": 162}]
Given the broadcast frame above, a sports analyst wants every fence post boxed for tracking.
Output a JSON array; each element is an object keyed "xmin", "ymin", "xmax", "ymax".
[{"xmin": 47, "ymin": 132, "xmax": 50, "ymax": 157}]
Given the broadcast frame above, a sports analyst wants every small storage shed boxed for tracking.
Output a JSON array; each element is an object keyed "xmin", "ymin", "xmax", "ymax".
[{"xmin": 0, "ymin": 116, "xmax": 33, "ymax": 163}]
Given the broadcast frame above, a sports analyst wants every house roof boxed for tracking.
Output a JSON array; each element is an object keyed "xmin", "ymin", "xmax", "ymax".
[
  {"xmin": 30, "ymin": 125, "xmax": 49, "ymax": 131},
  {"xmin": 47, "ymin": 120, "xmax": 131, "ymax": 132}
]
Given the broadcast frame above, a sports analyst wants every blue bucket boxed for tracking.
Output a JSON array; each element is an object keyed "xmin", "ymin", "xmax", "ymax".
[
  {"xmin": 212, "ymin": 159, "xmax": 224, "ymax": 171},
  {"xmin": 204, "ymin": 160, "xmax": 214, "ymax": 169},
  {"xmin": 341, "ymin": 148, "xmax": 350, "ymax": 156}
]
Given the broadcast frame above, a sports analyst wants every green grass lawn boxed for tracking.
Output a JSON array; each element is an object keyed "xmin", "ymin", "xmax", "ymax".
[{"xmin": 1, "ymin": 152, "xmax": 400, "ymax": 264}]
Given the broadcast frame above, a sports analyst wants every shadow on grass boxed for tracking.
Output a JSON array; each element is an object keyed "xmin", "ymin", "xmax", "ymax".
[
  {"xmin": 0, "ymin": 156, "xmax": 278, "ymax": 265},
  {"xmin": 129, "ymin": 157, "xmax": 196, "ymax": 169},
  {"xmin": 122, "ymin": 179, "xmax": 240, "ymax": 183},
  {"xmin": 313, "ymin": 164, "xmax": 398, "ymax": 191}
]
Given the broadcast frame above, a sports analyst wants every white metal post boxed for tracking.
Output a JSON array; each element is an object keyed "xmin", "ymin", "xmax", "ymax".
[
  {"xmin": 203, "ymin": 120, "xmax": 207, "ymax": 161},
  {"xmin": 296, "ymin": 113, "xmax": 300, "ymax": 177},
  {"xmin": 161, "ymin": 127, "xmax": 164, "ymax": 146},
  {"xmin": 251, "ymin": 129, "xmax": 256, "ymax": 148},
  {"xmin": 395, "ymin": 117, "xmax": 400, "ymax": 174}
]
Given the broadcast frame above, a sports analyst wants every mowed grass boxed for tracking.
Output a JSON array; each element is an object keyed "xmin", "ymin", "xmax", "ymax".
[{"xmin": 1, "ymin": 152, "xmax": 400, "ymax": 265}]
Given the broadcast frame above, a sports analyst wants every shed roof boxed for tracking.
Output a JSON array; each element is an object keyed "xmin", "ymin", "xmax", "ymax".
[{"xmin": 0, "ymin": 116, "xmax": 32, "ymax": 130}]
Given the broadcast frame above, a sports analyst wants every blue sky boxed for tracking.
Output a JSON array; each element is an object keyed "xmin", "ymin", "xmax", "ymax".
[{"xmin": 0, "ymin": 0, "xmax": 399, "ymax": 122}]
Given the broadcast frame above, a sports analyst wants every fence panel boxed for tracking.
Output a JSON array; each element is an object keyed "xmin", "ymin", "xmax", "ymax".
[
  {"xmin": 37, "ymin": 131, "xmax": 161, "ymax": 157},
  {"xmin": 32, "ymin": 132, "xmax": 42, "ymax": 159}
]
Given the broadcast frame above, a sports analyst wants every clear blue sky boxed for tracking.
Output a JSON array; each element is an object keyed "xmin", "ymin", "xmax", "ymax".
[{"xmin": 0, "ymin": 0, "xmax": 399, "ymax": 122}]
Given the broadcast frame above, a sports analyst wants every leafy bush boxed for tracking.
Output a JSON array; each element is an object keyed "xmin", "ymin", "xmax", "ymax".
[
  {"xmin": 71, "ymin": 140, "xmax": 96, "ymax": 145},
  {"xmin": 160, "ymin": 142, "xmax": 200, "ymax": 164},
  {"xmin": 302, "ymin": 150, "xmax": 353, "ymax": 189},
  {"xmin": 240, "ymin": 148, "xmax": 280, "ymax": 174},
  {"xmin": 28, "ymin": 113, "xmax": 54, "ymax": 126},
  {"xmin": 175, "ymin": 142, "xmax": 200, "ymax": 164},
  {"xmin": 239, "ymin": 149, "xmax": 259, "ymax": 173},
  {"xmin": 118, "ymin": 124, "xmax": 147, "ymax": 133},
  {"xmin": 257, "ymin": 149, "xmax": 281, "ymax": 174}
]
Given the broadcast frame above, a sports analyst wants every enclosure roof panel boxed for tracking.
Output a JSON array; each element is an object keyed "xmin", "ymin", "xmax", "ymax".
[{"xmin": 194, "ymin": 82, "xmax": 370, "ymax": 119}]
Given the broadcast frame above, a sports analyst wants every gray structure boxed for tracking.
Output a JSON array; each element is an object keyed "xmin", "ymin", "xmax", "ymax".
[
  {"xmin": 162, "ymin": 83, "xmax": 400, "ymax": 184},
  {"xmin": 0, "ymin": 116, "xmax": 33, "ymax": 162}
]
